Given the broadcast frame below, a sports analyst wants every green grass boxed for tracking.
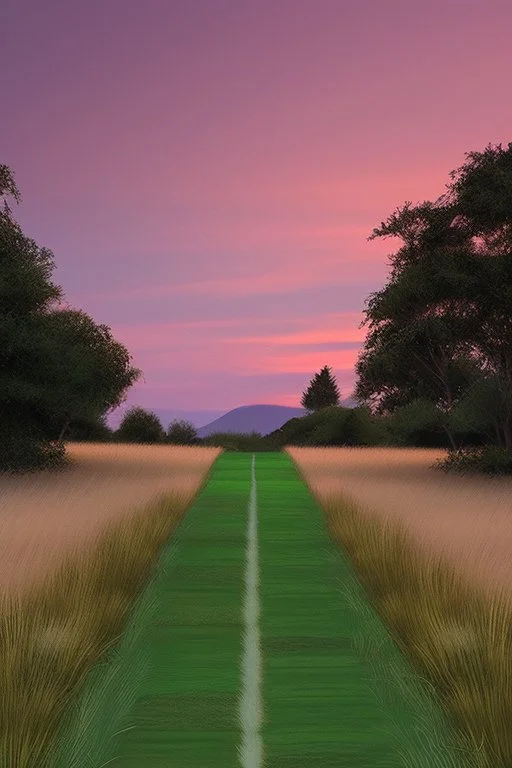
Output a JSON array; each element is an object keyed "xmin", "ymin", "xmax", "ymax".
[
  {"xmin": 257, "ymin": 452, "xmax": 471, "ymax": 768},
  {"xmin": 81, "ymin": 452, "xmax": 250, "ymax": 768}
]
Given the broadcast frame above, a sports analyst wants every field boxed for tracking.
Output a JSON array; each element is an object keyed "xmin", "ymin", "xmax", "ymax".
[
  {"xmin": 0, "ymin": 442, "xmax": 221, "ymax": 595},
  {"xmin": 1, "ymin": 443, "xmax": 510, "ymax": 767},
  {"xmin": 286, "ymin": 446, "xmax": 512, "ymax": 602}
]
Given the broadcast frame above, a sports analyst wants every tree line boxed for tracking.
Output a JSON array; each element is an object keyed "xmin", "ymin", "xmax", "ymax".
[{"xmin": 2, "ymin": 140, "xmax": 512, "ymax": 473}]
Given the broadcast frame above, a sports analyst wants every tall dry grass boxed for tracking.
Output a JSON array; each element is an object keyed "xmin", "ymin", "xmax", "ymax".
[
  {"xmin": 287, "ymin": 446, "xmax": 512, "ymax": 768},
  {"xmin": 0, "ymin": 442, "xmax": 219, "ymax": 595},
  {"xmin": 0, "ymin": 442, "xmax": 221, "ymax": 768}
]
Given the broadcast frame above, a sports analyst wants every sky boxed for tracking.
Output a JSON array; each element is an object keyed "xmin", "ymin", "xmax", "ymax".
[{"xmin": 3, "ymin": 0, "xmax": 512, "ymax": 430}]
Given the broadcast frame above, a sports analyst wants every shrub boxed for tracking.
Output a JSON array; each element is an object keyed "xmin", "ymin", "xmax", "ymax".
[
  {"xmin": 166, "ymin": 419, "xmax": 200, "ymax": 445},
  {"xmin": 114, "ymin": 407, "xmax": 165, "ymax": 444},
  {"xmin": 0, "ymin": 433, "xmax": 73, "ymax": 475},
  {"xmin": 434, "ymin": 445, "xmax": 512, "ymax": 476}
]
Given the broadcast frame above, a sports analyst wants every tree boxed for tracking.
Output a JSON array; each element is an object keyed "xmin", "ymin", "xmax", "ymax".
[
  {"xmin": 356, "ymin": 142, "xmax": 512, "ymax": 452},
  {"xmin": 0, "ymin": 165, "xmax": 68, "ymax": 471},
  {"xmin": 0, "ymin": 166, "xmax": 64, "ymax": 319},
  {"xmin": 444, "ymin": 142, "xmax": 512, "ymax": 451},
  {"xmin": 115, "ymin": 407, "xmax": 165, "ymax": 444},
  {"xmin": 64, "ymin": 412, "xmax": 115, "ymax": 443},
  {"xmin": 301, "ymin": 365, "xmax": 341, "ymax": 412},
  {"xmin": 385, "ymin": 398, "xmax": 450, "ymax": 447},
  {"xmin": 447, "ymin": 370, "xmax": 507, "ymax": 448},
  {"xmin": 33, "ymin": 308, "xmax": 142, "ymax": 440},
  {"xmin": 0, "ymin": 163, "xmax": 143, "ymax": 471},
  {"xmin": 166, "ymin": 419, "xmax": 199, "ymax": 445}
]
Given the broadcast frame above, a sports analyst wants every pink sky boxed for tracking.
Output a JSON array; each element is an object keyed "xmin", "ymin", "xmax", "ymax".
[{"xmin": 3, "ymin": 0, "xmax": 512, "ymax": 428}]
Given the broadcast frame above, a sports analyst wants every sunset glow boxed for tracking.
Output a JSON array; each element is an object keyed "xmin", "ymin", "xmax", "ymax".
[{"xmin": 4, "ymin": 0, "xmax": 511, "ymax": 427}]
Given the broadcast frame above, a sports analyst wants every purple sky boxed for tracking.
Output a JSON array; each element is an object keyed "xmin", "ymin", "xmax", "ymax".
[{"xmin": 3, "ymin": 0, "xmax": 511, "ymax": 429}]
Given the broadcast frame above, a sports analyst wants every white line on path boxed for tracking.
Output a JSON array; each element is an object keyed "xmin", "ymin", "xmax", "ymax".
[{"xmin": 238, "ymin": 454, "xmax": 264, "ymax": 768}]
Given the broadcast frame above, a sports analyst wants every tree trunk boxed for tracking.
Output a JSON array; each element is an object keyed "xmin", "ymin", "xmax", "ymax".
[{"xmin": 58, "ymin": 417, "xmax": 71, "ymax": 441}]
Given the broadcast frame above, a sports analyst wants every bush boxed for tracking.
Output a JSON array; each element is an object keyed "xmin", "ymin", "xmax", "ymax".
[
  {"xmin": 166, "ymin": 419, "xmax": 200, "ymax": 445},
  {"xmin": 114, "ymin": 407, "xmax": 165, "ymax": 444},
  {"xmin": 340, "ymin": 407, "xmax": 383, "ymax": 446},
  {"xmin": 271, "ymin": 406, "xmax": 383, "ymax": 448},
  {"xmin": 0, "ymin": 433, "xmax": 73, "ymax": 475},
  {"xmin": 385, "ymin": 398, "xmax": 450, "ymax": 447},
  {"xmin": 200, "ymin": 431, "xmax": 272, "ymax": 452},
  {"xmin": 434, "ymin": 445, "xmax": 512, "ymax": 476}
]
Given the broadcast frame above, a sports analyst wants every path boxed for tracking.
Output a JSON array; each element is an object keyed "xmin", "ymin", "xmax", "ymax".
[{"xmin": 85, "ymin": 451, "xmax": 461, "ymax": 767}]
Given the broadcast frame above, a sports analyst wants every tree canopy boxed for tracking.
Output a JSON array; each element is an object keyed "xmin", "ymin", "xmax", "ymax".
[
  {"xmin": 115, "ymin": 407, "xmax": 165, "ymax": 444},
  {"xmin": 355, "ymin": 141, "xmax": 512, "ymax": 452},
  {"xmin": 0, "ymin": 164, "xmax": 143, "ymax": 471}
]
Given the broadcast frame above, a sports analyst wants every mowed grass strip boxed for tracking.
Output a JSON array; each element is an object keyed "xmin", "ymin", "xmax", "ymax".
[
  {"xmin": 107, "ymin": 452, "xmax": 251, "ymax": 768},
  {"xmin": 258, "ymin": 451, "xmax": 470, "ymax": 768}
]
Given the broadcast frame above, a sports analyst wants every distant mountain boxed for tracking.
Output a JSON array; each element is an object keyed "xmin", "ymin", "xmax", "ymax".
[{"xmin": 196, "ymin": 400, "xmax": 358, "ymax": 438}]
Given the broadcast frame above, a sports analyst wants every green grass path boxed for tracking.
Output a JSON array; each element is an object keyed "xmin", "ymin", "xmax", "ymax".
[
  {"xmin": 111, "ymin": 453, "xmax": 249, "ymax": 767},
  {"xmin": 88, "ymin": 451, "xmax": 458, "ymax": 767},
  {"xmin": 258, "ymin": 451, "xmax": 402, "ymax": 767}
]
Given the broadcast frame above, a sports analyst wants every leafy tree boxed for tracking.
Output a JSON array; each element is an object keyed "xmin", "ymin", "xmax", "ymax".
[
  {"xmin": 445, "ymin": 142, "xmax": 512, "ymax": 450},
  {"xmin": 33, "ymin": 308, "xmax": 142, "ymax": 440},
  {"xmin": 115, "ymin": 406, "xmax": 165, "ymax": 444},
  {"xmin": 356, "ymin": 142, "xmax": 512, "ymax": 453},
  {"xmin": 65, "ymin": 412, "xmax": 115, "ymax": 443},
  {"xmin": 0, "ymin": 164, "xmax": 143, "ymax": 470},
  {"xmin": 0, "ymin": 166, "xmax": 63, "ymax": 319},
  {"xmin": 166, "ymin": 419, "xmax": 199, "ymax": 445},
  {"xmin": 447, "ymin": 371, "xmax": 506, "ymax": 448},
  {"xmin": 447, "ymin": 141, "xmax": 512, "ymax": 247},
  {"xmin": 301, "ymin": 365, "xmax": 341, "ymax": 412},
  {"xmin": 0, "ymin": 166, "xmax": 68, "ymax": 471},
  {"xmin": 385, "ymin": 398, "xmax": 449, "ymax": 447}
]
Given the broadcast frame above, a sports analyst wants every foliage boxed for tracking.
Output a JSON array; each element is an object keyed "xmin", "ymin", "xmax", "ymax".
[
  {"xmin": 306, "ymin": 407, "xmax": 352, "ymax": 446},
  {"xmin": 165, "ymin": 419, "xmax": 200, "ymax": 445},
  {"xmin": 64, "ymin": 413, "xmax": 115, "ymax": 443},
  {"xmin": 33, "ymin": 309, "xmax": 142, "ymax": 439},
  {"xmin": 114, "ymin": 407, "xmax": 165, "ymax": 444},
  {"xmin": 447, "ymin": 372, "xmax": 506, "ymax": 445},
  {"xmin": 301, "ymin": 365, "xmax": 341, "ymax": 411},
  {"xmin": 0, "ymin": 164, "xmax": 143, "ymax": 471},
  {"xmin": 385, "ymin": 398, "xmax": 452, "ymax": 448},
  {"xmin": 0, "ymin": 420, "xmax": 73, "ymax": 474},
  {"xmin": 355, "ymin": 141, "xmax": 512, "ymax": 466},
  {"xmin": 266, "ymin": 405, "xmax": 382, "ymax": 448},
  {"xmin": 199, "ymin": 430, "xmax": 272, "ymax": 452},
  {"xmin": 340, "ymin": 406, "xmax": 383, "ymax": 446},
  {"xmin": 0, "ymin": 166, "xmax": 64, "ymax": 319},
  {"xmin": 434, "ymin": 445, "xmax": 512, "ymax": 477}
]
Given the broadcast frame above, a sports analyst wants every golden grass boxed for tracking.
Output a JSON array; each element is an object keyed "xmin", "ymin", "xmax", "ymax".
[
  {"xmin": 0, "ymin": 442, "xmax": 219, "ymax": 596},
  {"xmin": 0, "ymin": 442, "xmax": 221, "ymax": 768},
  {"xmin": 287, "ymin": 446, "xmax": 512, "ymax": 602},
  {"xmin": 287, "ymin": 446, "xmax": 512, "ymax": 768}
]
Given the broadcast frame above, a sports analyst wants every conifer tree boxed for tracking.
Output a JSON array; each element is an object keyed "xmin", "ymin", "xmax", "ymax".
[{"xmin": 301, "ymin": 366, "xmax": 341, "ymax": 412}]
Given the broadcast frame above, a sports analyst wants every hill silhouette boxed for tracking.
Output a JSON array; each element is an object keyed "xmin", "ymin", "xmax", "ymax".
[{"xmin": 196, "ymin": 400, "xmax": 358, "ymax": 438}]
